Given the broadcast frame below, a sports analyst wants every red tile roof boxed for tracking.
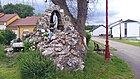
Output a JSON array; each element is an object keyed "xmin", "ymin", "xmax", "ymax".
[
  {"xmin": 0, "ymin": 13, "xmax": 4, "ymax": 18},
  {"xmin": 8, "ymin": 16, "xmax": 41, "ymax": 27},
  {"xmin": 0, "ymin": 14, "xmax": 17, "ymax": 22}
]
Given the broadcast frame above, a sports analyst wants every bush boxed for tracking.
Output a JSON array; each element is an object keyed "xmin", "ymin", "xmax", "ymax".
[
  {"xmin": 17, "ymin": 51, "xmax": 56, "ymax": 79},
  {"xmin": 23, "ymin": 40, "xmax": 38, "ymax": 52},
  {"xmin": 0, "ymin": 33, "xmax": 5, "ymax": 44},
  {"xmin": 0, "ymin": 44, "xmax": 5, "ymax": 59},
  {"xmin": 0, "ymin": 29, "xmax": 16, "ymax": 45},
  {"xmin": 23, "ymin": 41, "xmax": 32, "ymax": 51},
  {"xmin": 86, "ymin": 32, "xmax": 91, "ymax": 46}
]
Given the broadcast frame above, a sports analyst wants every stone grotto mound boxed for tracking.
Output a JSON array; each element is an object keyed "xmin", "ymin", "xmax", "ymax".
[{"xmin": 24, "ymin": 5, "xmax": 86, "ymax": 71}]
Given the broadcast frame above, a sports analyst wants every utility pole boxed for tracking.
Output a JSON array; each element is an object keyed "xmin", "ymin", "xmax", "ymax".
[
  {"xmin": 23, "ymin": 0, "xmax": 24, "ymax": 4},
  {"xmin": 32, "ymin": 0, "xmax": 34, "ymax": 6},
  {"xmin": 105, "ymin": 0, "xmax": 110, "ymax": 61},
  {"xmin": 0, "ymin": 0, "xmax": 1, "ymax": 6}
]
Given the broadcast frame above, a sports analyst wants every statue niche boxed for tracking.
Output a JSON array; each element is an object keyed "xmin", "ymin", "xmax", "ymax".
[{"xmin": 50, "ymin": 10, "xmax": 64, "ymax": 31}]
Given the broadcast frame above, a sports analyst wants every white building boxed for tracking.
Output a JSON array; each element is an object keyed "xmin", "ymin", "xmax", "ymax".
[
  {"xmin": 91, "ymin": 25, "xmax": 106, "ymax": 36},
  {"xmin": 110, "ymin": 19, "xmax": 140, "ymax": 38}
]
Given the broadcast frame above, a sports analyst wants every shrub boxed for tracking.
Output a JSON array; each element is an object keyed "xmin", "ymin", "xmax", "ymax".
[
  {"xmin": 17, "ymin": 51, "xmax": 56, "ymax": 79},
  {"xmin": 23, "ymin": 40, "xmax": 38, "ymax": 51},
  {"xmin": 23, "ymin": 41, "xmax": 32, "ymax": 51},
  {"xmin": 0, "ymin": 33, "xmax": 5, "ymax": 44},
  {"xmin": 86, "ymin": 32, "xmax": 91, "ymax": 46},
  {"xmin": 0, "ymin": 29, "xmax": 16, "ymax": 45},
  {"xmin": 0, "ymin": 44, "xmax": 5, "ymax": 59}
]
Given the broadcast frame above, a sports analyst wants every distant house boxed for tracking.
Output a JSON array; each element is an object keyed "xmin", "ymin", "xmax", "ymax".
[
  {"xmin": 7, "ymin": 16, "xmax": 40, "ymax": 38},
  {"xmin": 0, "ymin": 13, "xmax": 20, "ymax": 30},
  {"xmin": 110, "ymin": 19, "xmax": 140, "ymax": 38},
  {"xmin": 91, "ymin": 25, "xmax": 106, "ymax": 36}
]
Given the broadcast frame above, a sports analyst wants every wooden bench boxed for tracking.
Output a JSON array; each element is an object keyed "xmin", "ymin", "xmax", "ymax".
[{"xmin": 93, "ymin": 42, "xmax": 105, "ymax": 54}]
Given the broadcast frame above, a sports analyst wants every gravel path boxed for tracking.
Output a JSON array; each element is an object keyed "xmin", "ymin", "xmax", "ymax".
[{"xmin": 91, "ymin": 37, "xmax": 140, "ymax": 79}]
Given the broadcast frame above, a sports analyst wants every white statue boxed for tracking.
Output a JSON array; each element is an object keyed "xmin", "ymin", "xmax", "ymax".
[{"xmin": 53, "ymin": 12, "xmax": 58, "ymax": 29}]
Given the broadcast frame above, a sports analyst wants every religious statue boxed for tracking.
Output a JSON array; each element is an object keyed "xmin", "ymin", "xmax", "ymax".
[
  {"xmin": 53, "ymin": 12, "xmax": 58, "ymax": 29},
  {"xmin": 47, "ymin": 29, "xmax": 52, "ymax": 40}
]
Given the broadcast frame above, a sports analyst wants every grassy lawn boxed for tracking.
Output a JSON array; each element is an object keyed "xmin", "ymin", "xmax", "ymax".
[
  {"xmin": 0, "ymin": 41, "xmax": 135, "ymax": 79},
  {"xmin": 111, "ymin": 38, "xmax": 140, "ymax": 47},
  {"xmin": 85, "ymin": 30, "xmax": 90, "ymax": 32},
  {"xmin": 0, "ymin": 45, "xmax": 20, "ymax": 79},
  {"xmin": 92, "ymin": 40, "xmax": 117, "ymax": 51}
]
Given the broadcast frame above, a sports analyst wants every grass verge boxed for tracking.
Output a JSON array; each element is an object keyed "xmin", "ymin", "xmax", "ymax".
[
  {"xmin": 111, "ymin": 38, "xmax": 140, "ymax": 47},
  {"xmin": 92, "ymin": 40, "xmax": 117, "ymax": 51},
  {"xmin": 51, "ymin": 41, "xmax": 134, "ymax": 79},
  {"xmin": 0, "ymin": 41, "xmax": 135, "ymax": 79}
]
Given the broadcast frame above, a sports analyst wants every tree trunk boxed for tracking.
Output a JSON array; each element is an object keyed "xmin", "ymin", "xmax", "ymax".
[
  {"xmin": 51, "ymin": 0, "xmax": 88, "ymax": 37},
  {"xmin": 76, "ymin": 0, "xmax": 88, "ymax": 36}
]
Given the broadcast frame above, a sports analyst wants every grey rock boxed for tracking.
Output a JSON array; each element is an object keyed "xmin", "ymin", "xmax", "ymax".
[
  {"xmin": 54, "ymin": 47, "xmax": 63, "ymax": 52},
  {"xmin": 4, "ymin": 47, "xmax": 13, "ymax": 53},
  {"xmin": 42, "ymin": 48, "xmax": 54, "ymax": 56},
  {"xmin": 24, "ymin": 5, "xmax": 86, "ymax": 71}
]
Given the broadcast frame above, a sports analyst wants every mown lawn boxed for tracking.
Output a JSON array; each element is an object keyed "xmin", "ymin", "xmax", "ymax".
[
  {"xmin": 0, "ymin": 41, "xmax": 135, "ymax": 79},
  {"xmin": 111, "ymin": 38, "xmax": 140, "ymax": 47},
  {"xmin": 92, "ymin": 40, "xmax": 117, "ymax": 51}
]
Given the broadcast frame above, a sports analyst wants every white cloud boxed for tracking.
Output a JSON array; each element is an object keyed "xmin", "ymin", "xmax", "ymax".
[
  {"xmin": 89, "ymin": 0, "xmax": 140, "ymax": 24},
  {"xmin": 2, "ymin": 0, "xmax": 140, "ymax": 24},
  {"xmin": 109, "ymin": 0, "xmax": 140, "ymax": 23}
]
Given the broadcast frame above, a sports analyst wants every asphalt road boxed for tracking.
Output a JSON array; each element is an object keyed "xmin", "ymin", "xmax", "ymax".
[{"xmin": 91, "ymin": 37, "xmax": 140, "ymax": 79}]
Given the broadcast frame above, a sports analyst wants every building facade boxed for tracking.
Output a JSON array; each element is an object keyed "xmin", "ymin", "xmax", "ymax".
[
  {"xmin": 110, "ymin": 19, "xmax": 140, "ymax": 38},
  {"xmin": 91, "ymin": 25, "xmax": 106, "ymax": 36},
  {"xmin": 7, "ymin": 16, "xmax": 40, "ymax": 38}
]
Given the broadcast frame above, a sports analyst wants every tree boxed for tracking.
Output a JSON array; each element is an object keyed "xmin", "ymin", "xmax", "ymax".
[
  {"xmin": 3, "ymin": 3, "xmax": 34, "ymax": 18},
  {"xmin": 0, "ymin": 5, "xmax": 3, "ymax": 13},
  {"xmin": 1, "ymin": 29, "xmax": 16, "ymax": 45},
  {"xmin": 34, "ymin": 13, "xmax": 43, "ymax": 16},
  {"xmin": 50, "ymin": 0, "xmax": 88, "ymax": 37},
  {"xmin": 47, "ymin": 0, "xmax": 96, "ymax": 37}
]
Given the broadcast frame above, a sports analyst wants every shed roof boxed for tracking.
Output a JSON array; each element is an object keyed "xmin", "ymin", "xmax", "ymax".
[
  {"xmin": 0, "ymin": 13, "xmax": 4, "ymax": 18},
  {"xmin": 91, "ymin": 25, "xmax": 105, "ymax": 32},
  {"xmin": 8, "ymin": 16, "xmax": 41, "ymax": 27},
  {"xmin": 0, "ymin": 14, "xmax": 17, "ymax": 22},
  {"xmin": 122, "ymin": 19, "xmax": 138, "ymax": 23}
]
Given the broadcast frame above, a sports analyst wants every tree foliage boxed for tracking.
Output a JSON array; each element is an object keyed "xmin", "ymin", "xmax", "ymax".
[
  {"xmin": 3, "ymin": 3, "xmax": 34, "ymax": 18},
  {"xmin": 85, "ymin": 25, "xmax": 100, "ymax": 30},
  {"xmin": 0, "ymin": 5, "xmax": 3, "ymax": 13},
  {"xmin": 34, "ymin": 13, "xmax": 43, "ymax": 16},
  {"xmin": 0, "ymin": 29, "xmax": 16, "ymax": 45}
]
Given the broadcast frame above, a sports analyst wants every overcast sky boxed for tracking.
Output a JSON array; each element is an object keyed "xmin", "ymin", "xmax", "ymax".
[
  {"xmin": 93, "ymin": 0, "xmax": 140, "ymax": 25},
  {"xmin": 1, "ymin": 0, "xmax": 140, "ymax": 25}
]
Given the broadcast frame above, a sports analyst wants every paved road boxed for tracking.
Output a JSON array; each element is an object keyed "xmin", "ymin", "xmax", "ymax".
[{"xmin": 91, "ymin": 37, "xmax": 140, "ymax": 79}]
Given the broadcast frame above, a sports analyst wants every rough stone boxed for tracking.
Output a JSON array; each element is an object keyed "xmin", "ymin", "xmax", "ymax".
[
  {"xmin": 24, "ymin": 5, "xmax": 86, "ymax": 71},
  {"xmin": 54, "ymin": 47, "xmax": 63, "ymax": 52}
]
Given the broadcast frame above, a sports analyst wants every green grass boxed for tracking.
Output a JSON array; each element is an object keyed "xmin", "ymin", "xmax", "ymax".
[
  {"xmin": 92, "ymin": 40, "xmax": 117, "ymax": 51},
  {"xmin": 0, "ymin": 45, "xmax": 20, "ymax": 79},
  {"xmin": 51, "ymin": 41, "xmax": 134, "ymax": 79},
  {"xmin": 85, "ymin": 30, "xmax": 90, "ymax": 32},
  {"xmin": 111, "ymin": 38, "xmax": 140, "ymax": 47},
  {"xmin": 0, "ymin": 42, "xmax": 135, "ymax": 79}
]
